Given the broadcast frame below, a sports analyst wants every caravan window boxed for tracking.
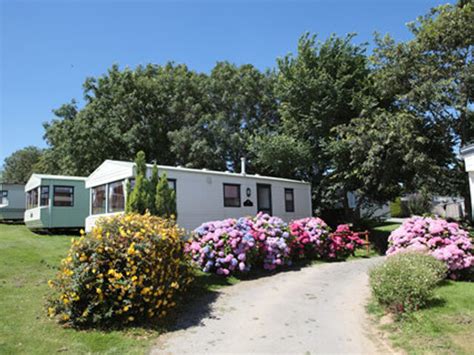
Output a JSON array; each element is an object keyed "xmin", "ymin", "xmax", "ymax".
[
  {"xmin": 53, "ymin": 186, "xmax": 74, "ymax": 207},
  {"xmin": 168, "ymin": 179, "xmax": 177, "ymax": 191},
  {"xmin": 40, "ymin": 186, "xmax": 49, "ymax": 206},
  {"xmin": 27, "ymin": 188, "xmax": 38, "ymax": 209},
  {"xmin": 108, "ymin": 180, "xmax": 125, "ymax": 213},
  {"xmin": 92, "ymin": 184, "xmax": 106, "ymax": 215},
  {"xmin": 223, "ymin": 183, "xmax": 241, "ymax": 207},
  {"xmin": 0, "ymin": 190, "xmax": 7, "ymax": 204},
  {"xmin": 284, "ymin": 188, "xmax": 295, "ymax": 212}
]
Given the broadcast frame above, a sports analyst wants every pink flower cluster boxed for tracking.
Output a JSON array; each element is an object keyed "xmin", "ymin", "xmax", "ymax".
[
  {"xmin": 290, "ymin": 219, "xmax": 364, "ymax": 260},
  {"xmin": 186, "ymin": 213, "xmax": 292, "ymax": 275},
  {"xmin": 289, "ymin": 217, "xmax": 331, "ymax": 258},
  {"xmin": 187, "ymin": 214, "xmax": 364, "ymax": 276},
  {"xmin": 328, "ymin": 224, "xmax": 365, "ymax": 259},
  {"xmin": 251, "ymin": 213, "xmax": 293, "ymax": 270},
  {"xmin": 386, "ymin": 216, "xmax": 474, "ymax": 277}
]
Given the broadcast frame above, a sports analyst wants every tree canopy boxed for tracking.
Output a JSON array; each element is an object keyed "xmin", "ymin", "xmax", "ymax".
[{"xmin": 2, "ymin": 146, "xmax": 43, "ymax": 183}]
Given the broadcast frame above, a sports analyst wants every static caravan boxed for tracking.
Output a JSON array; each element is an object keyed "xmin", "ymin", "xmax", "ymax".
[
  {"xmin": 0, "ymin": 183, "xmax": 25, "ymax": 221},
  {"xmin": 24, "ymin": 174, "xmax": 89, "ymax": 230},
  {"xmin": 85, "ymin": 159, "xmax": 312, "ymax": 232},
  {"xmin": 461, "ymin": 144, "xmax": 474, "ymax": 220}
]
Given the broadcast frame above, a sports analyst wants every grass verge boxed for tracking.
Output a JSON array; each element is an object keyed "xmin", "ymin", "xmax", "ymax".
[{"xmin": 369, "ymin": 281, "xmax": 474, "ymax": 354}]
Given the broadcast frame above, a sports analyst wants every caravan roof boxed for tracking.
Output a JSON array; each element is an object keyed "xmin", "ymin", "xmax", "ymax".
[{"xmin": 86, "ymin": 159, "xmax": 309, "ymax": 188}]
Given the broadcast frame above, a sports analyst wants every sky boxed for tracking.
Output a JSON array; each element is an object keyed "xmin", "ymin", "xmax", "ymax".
[{"xmin": 0, "ymin": 0, "xmax": 449, "ymax": 164}]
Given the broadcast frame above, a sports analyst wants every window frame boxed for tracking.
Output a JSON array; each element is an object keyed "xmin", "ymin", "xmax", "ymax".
[
  {"xmin": 107, "ymin": 179, "xmax": 125, "ymax": 213},
  {"xmin": 0, "ymin": 190, "xmax": 7, "ymax": 205},
  {"xmin": 167, "ymin": 178, "xmax": 177, "ymax": 192},
  {"xmin": 223, "ymin": 183, "xmax": 241, "ymax": 208},
  {"xmin": 40, "ymin": 186, "xmax": 49, "ymax": 207},
  {"xmin": 53, "ymin": 185, "xmax": 74, "ymax": 207},
  {"xmin": 26, "ymin": 188, "xmax": 38, "ymax": 209},
  {"xmin": 284, "ymin": 188, "xmax": 295, "ymax": 212},
  {"xmin": 91, "ymin": 184, "xmax": 107, "ymax": 215}
]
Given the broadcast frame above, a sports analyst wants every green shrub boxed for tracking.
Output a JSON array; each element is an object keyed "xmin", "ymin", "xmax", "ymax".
[
  {"xmin": 406, "ymin": 193, "xmax": 432, "ymax": 216},
  {"xmin": 370, "ymin": 253, "xmax": 447, "ymax": 315},
  {"xmin": 390, "ymin": 197, "xmax": 404, "ymax": 217},
  {"xmin": 155, "ymin": 172, "xmax": 177, "ymax": 218},
  {"xmin": 47, "ymin": 213, "xmax": 194, "ymax": 327}
]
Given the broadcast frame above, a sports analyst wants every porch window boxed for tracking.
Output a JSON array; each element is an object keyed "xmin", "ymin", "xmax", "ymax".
[
  {"xmin": 108, "ymin": 180, "xmax": 125, "ymax": 213},
  {"xmin": 0, "ymin": 190, "xmax": 7, "ymax": 205},
  {"xmin": 53, "ymin": 186, "xmax": 74, "ymax": 207},
  {"xmin": 223, "ymin": 183, "xmax": 241, "ymax": 207},
  {"xmin": 27, "ymin": 188, "xmax": 38, "ymax": 209},
  {"xmin": 40, "ymin": 186, "xmax": 49, "ymax": 206},
  {"xmin": 285, "ymin": 188, "xmax": 295, "ymax": 212},
  {"xmin": 92, "ymin": 184, "xmax": 106, "ymax": 215},
  {"xmin": 168, "ymin": 178, "xmax": 177, "ymax": 191}
]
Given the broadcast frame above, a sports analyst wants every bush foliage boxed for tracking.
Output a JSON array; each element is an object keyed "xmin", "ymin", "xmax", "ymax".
[
  {"xmin": 370, "ymin": 253, "xmax": 447, "ymax": 315},
  {"xmin": 47, "ymin": 213, "xmax": 193, "ymax": 327},
  {"xmin": 386, "ymin": 216, "xmax": 473, "ymax": 278}
]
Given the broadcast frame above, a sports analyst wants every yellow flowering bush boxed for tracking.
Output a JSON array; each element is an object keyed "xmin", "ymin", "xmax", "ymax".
[{"xmin": 47, "ymin": 213, "xmax": 194, "ymax": 327}]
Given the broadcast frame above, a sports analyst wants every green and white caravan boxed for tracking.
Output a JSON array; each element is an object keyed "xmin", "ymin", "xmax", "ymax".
[
  {"xmin": 24, "ymin": 174, "xmax": 89, "ymax": 230},
  {"xmin": 0, "ymin": 182, "xmax": 25, "ymax": 221}
]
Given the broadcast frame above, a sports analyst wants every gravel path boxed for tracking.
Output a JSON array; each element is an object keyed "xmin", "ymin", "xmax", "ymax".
[{"xmin": 152, "ymin": 257, "xmax": 389, "ymax": 354}]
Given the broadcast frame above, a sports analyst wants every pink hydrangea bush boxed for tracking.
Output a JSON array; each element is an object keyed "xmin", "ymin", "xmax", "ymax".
[
  {"xmin": 251, "ymin": 213, "xmax": 293, "ymax": 270},
  {"xmin": 328, "ymin": 224, "xmax": 365, "ymax": 260},
  {"xmin": 186, "ymin": 217, "xmax": 257, "ymax": 276},
  {"xmin": 186, "ymin": 213, "xmax": 293, "ymax": 275},
  {"xmin": 289, "ymin": 217, "xmax": 331, "ymax": 259},
  {"xmin": 386, "ymin": 216, "xmax": 474, "ymax": 277}
]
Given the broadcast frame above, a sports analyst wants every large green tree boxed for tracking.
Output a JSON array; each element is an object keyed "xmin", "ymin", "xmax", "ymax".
[
  {"xmin": 43, "ymin": 63, "xmax": 208, "ymax": 176},
  {"xmin": 2, "ymin": 146, "xmax": 44, "ymax": 183},
  {"xmin": 168, "ymin": 61, "xmax": 279, "ymax": 172},
  {"xmin": 327, "ymin": 0, "xmax": 473, "ymax": 215},
  {"xmin": 273, "ymin": 33, "xmax": 370, "ymax": 210}
]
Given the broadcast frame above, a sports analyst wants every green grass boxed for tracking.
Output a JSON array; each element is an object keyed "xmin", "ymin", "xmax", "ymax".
[
  {"xmin": 370, "ymin": 281, "xmax": 474, "ymax": 354},
  {"xmin": 0, "ymin": 224, "xmax": 156, "ymax": 354},
  {"xmin": 368, "ymin": 222, "xmax": 401, "ymax": 255}
]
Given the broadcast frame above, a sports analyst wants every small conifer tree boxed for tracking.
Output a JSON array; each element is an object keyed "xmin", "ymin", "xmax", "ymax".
[
  {"xmin": 155, "ymin": 172, "xmax": 177, "ymax": 218},
  {"xmin": 125, "ymin": 151, "xmax": 149, "ymax": 214}
]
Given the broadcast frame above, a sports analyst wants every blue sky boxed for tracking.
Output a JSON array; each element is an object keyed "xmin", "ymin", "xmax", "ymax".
[{"xmin": 0, "ymin": 0, "xmax": 447, "ymax": 164}]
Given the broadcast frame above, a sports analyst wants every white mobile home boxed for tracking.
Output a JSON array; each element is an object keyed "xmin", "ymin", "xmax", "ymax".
[
  {"xmin": 85, "ymin": 160, "xmax": 312, "ymax": 231},
  {"xmin": 0, "ymin": 183, "xmax": 25, "ymax": 221},
  {"xmin": 461, "ymin": 144, "xmax": 474, "ymax": 220}
]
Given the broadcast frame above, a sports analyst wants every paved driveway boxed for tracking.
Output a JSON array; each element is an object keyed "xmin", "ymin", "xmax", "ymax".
[{"xmin": 153, "ymin": 257, "xmax": 389, "ymax": 354}]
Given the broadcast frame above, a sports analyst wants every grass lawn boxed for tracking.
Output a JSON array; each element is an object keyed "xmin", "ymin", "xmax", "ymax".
[{"xmin": 369, "ymin": 281, "xmax": 474, "ymax": 354}]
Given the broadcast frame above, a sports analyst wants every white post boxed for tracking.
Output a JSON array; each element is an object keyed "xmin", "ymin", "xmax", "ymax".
[{"xmin": 241, "ymin": 157, "xmax": 246, "ymax": 175}]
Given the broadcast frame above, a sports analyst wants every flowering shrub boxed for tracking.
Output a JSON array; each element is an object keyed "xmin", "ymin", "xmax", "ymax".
[
  {"xmin": 386, "ymin": 216, "xmax": 474, "ymax": 277},
  {"xmin": 47, "ymin": 213, "xmax": 193, "ymax": 327},
  {"xmin": 370, "ymin": 253, "xmax": 447, "ymax": 315},
  {"xmin": 251, "ymin": 213, "xmax": 293, "ymax": 270},
  {"xmin": 186, "ymin": 213, "xmax": 293, "ymax": 275},
  {"xmin": 289, "ymin": 217, "xmax": 331, "ymax": 259},
  {"xmin": 328, "ymin": 224, "xmax": 365, "ymax": 260},
  {"xmin": 188, "ymin": 214, "xmax": 365, "ymax": 276},
  {"xmin": 289, "ymin": 218, "xmax": 363, "ymax": 260},
  {"xmin": 186, "ymin": 217, "xmax": 257, "ymax": 276}
]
